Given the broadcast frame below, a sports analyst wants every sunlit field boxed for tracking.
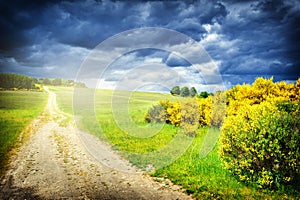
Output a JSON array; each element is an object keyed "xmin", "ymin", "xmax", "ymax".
[
  {"xmin": 0, "ymin": 91, "xmax": 47, "ymax": 173},
  {"xmin": 51, "ymin": 86, "xmax": 299, "ymax": 199}
]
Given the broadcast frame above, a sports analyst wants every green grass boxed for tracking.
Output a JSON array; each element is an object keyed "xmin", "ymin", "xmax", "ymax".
[
  {"xmin": 0, "ymin": 90, "xmax": 47, "ymax": 173},
  {"xmin": 52, "ymin": 86, "xmax": 299, "ymax": 199},
  {"xmin": 48, "ymin": 86, "xmax": 74, "ymax": 114}
]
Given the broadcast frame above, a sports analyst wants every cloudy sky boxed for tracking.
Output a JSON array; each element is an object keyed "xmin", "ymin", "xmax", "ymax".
[{"xmin": 0, "ymin": 0, "xmax": 299, "ymax": 92}]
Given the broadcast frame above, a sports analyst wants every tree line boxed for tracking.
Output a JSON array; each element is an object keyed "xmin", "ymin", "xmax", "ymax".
[
  {"xmin": 0, "ymin": 73, "xmax": 86, "ymax": 89},
  {"xmin": 170, "ymin": 85, "xmax": 212, "ymax": 98},
  {"xmin": 0, "ymin": 73, "xmax": 37, "ymax": 89},
  {"xmin": 38, "ymin": 77, "xmax": 86, "ymax": 88}
]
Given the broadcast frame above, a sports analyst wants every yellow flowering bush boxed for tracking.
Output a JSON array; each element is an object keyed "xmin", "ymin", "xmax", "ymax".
[
  {"xmin": 165, "ymin": 100, "xmax": 181, "ymax": 126},
  {"xmin": 145, "ymin": 97, "xmax": 213, "ymax": 135},
  {"xmin": 198, "ymin": 96, "xmax": 211, "ymax": 126},
  {"xmin": 144, "ymin": 99, "xmax": 181, "ymax": 126},
  {"xmin": 180, "ymin": 98, "xmax": 200, "ymax": 136},
  {"xmin": 210, "ymin": 91, "xmax": 226, "ymax": 127},
  {"xmin": 220, "ymin": 77, "xmax": 300, "ymax": 189}
]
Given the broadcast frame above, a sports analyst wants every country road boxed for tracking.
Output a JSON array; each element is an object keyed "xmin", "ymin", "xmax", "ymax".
[{"xmin": 0, "ymin": 87, "xmax": 192, "ymax": 200}]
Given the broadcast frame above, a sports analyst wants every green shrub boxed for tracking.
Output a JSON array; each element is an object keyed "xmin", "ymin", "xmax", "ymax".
[
  {"xmin": 219, "ymin": 101, "xmax": 300, "ymax": 189},
  {"xmin": 144, "ymin": 103, "xmax": 166, "ymax": 123}
]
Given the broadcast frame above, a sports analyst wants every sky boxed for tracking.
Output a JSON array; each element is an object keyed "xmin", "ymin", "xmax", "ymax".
[{"xmin": 0, "ymin": 0, "xmax": 299, "ymax": 92}]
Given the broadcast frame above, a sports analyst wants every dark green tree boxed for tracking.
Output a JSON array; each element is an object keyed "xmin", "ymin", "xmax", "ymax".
[
  {"xmin": 170, "ymin": 86, "xmax": 180, "ymax": 95},
  {"xmin": 190, "ymin": 87, "xmax": 197, "ymax": 97},
  {"xmin": 180, "ymin": 86, "xmax": 190, "ymax": 97},
  {"xmin": 199, "ymin": 91, "xmax": 209, "ymax": 98}
]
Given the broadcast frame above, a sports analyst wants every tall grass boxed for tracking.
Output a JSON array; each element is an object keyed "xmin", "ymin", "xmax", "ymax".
[{"xmin": 0, "ymin": 91, "xmax": 47, "ymax": 173}]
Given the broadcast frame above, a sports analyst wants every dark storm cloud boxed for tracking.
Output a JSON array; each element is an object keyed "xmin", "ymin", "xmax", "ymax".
[
  {"xmin": 0, "ymin": 0, "xmax": 228, "ymax": 50},
  {"xmin": 202, "ymin": 0, "xmax": 300, "ymax": 85},
  {"xmin": 0, "ymin": 0, "xmax": 299, "ymax": 89},
  {"xmin": 0, "ymin": 0, "xmax": 61, "ymax": 51}
]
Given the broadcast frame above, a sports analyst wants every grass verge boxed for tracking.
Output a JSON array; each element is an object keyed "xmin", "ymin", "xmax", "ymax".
[{"xmin": 0, "ymin": 90, "xmax": 47, "ymax": 174}]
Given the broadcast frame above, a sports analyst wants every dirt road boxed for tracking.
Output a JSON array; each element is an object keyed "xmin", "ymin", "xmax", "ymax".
[{"xmin": 0, "ymin": 87, "xmax": 192, "ymax": 199}]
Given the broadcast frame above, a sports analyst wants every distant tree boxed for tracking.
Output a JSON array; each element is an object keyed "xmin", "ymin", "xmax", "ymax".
[
  {"xmin": 199, "ymin": 91, "xmax": 209, "ymax": 98},
  {"xmin": 66, "ymin": 80, "xmax": 74, "ymax": 87},
  {"xmin": 180, "ymin": 86, "xmax": 190, "ymax": 97},
  {"xmin": 190, "ymin": 87, "xmax": 197, "ymax": 97},
  {"xmin": 38, "ymin": 78, "xmax": 44, "ymax": 84},
  {"xmin": 52, "ymin": 78, "xmax": 62, "ymax": 86},
  {"xmin": 74, "ymin": 82, "xmax": 87, "ymax": 88},
  {"xmin": 170, "ymin": 86, "xmax": 180, "ymax": 95},
  {"xmin": 43, "ymin": 78, "xmax": 51, "ymax": 85}
]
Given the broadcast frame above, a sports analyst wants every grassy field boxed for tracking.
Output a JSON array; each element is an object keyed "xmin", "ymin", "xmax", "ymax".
[
  {"xmin": 0, "ymin": 91, "xmax": 47, "ymax": 173},
  {"xmin": 51, "ymin": 86, "xmax": 298, "ymax": 199}
]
